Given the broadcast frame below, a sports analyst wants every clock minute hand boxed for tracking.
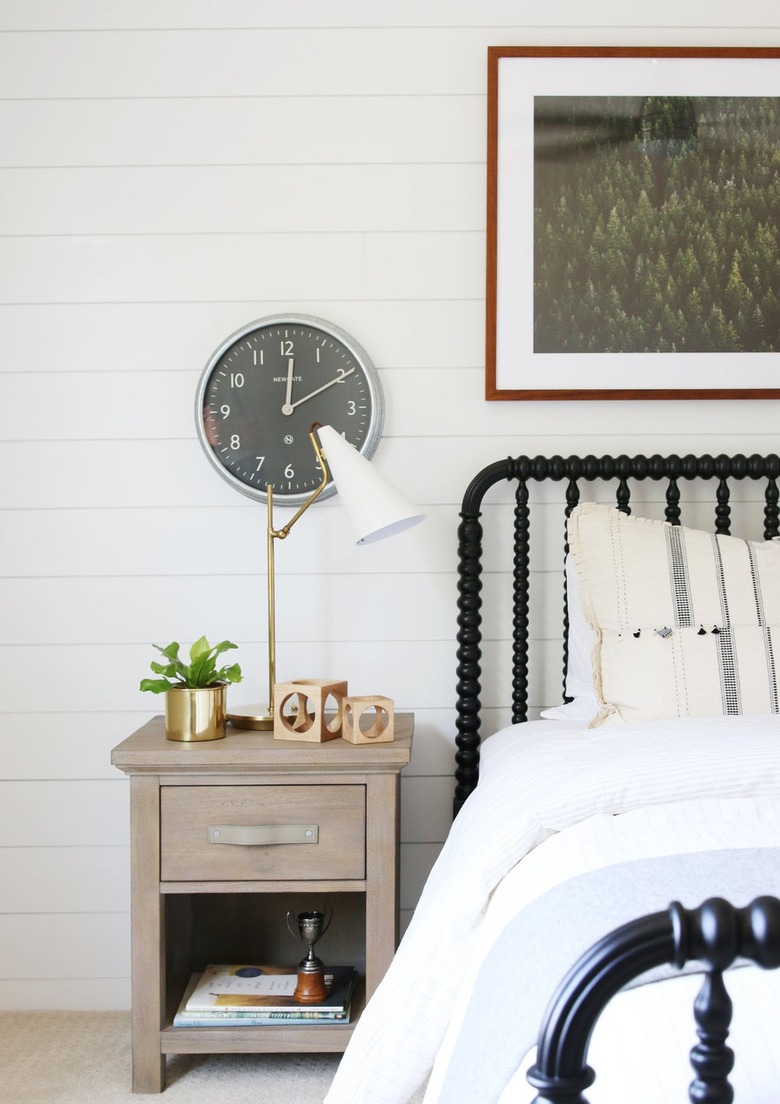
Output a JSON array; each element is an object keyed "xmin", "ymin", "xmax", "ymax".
[{"xmin": 288, "ymin": 367, "xmax": 355, "ymax": 411}]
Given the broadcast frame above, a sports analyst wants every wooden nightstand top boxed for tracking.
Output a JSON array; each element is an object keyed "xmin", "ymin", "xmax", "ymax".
[{"xmin": 112, "ymin": 713, "xmax": 413, "ymax": 776}]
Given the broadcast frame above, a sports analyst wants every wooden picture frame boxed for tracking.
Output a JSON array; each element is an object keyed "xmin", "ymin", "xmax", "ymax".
[{"xmin": 486, "ymin": 46, "xmax": 780, "ymax": 401}]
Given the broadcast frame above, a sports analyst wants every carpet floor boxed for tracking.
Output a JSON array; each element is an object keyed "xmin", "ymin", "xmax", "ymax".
[{"xmin": 2, "ymin": 1011, "xmax": 350, "ymax": 1103}]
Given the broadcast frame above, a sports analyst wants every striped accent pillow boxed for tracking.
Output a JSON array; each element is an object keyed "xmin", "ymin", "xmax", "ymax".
[{"xmin": 567, "ymin": 502, "xmax": 780, "ymax": 726}]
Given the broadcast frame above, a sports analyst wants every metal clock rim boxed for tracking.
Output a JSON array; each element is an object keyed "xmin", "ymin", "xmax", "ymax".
[{"xmin": 194, "ymin": 313, "xmax": 385, "ymax": 508}]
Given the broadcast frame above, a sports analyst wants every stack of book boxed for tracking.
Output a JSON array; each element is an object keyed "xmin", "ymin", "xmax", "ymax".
[{"xmin": 173, "ymin": 963, "xmax": 356, "ymax": 1027}]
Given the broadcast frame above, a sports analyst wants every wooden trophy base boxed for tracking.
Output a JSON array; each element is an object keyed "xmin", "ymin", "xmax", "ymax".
[{"xmin": 293, "ymin": 967, "xmax": 329, "ymax": 1004}]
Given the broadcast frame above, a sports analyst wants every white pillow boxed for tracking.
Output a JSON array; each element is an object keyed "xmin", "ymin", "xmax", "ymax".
[{"xmin": 568, "ymin": 502, "xmax": 780, "ymax": 726}]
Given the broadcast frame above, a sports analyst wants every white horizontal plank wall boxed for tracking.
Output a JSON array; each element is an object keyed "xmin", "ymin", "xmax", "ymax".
[{"xmin": 1, "ymin": 0, "xmax": 779, "ymax": 1009}]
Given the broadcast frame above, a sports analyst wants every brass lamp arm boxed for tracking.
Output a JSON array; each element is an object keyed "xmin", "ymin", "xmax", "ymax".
[
  {"xmin": 268, "ymin": 427, "xmax": 331, "ymax": 540},
  {"xmin": 264, "ymin": 426, "xmax": 331, "ymax": 719}
]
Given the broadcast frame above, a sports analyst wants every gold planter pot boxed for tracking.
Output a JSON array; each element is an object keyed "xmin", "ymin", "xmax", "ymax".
[{"xmin": 164, "ymin": 683, "xmax": 227, "ymax": 742}]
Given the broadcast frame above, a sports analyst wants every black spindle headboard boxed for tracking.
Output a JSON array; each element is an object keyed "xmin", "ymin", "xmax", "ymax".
[{"xmin": 454, "ymin": 453, "xmax": 780, "ymax": 816}]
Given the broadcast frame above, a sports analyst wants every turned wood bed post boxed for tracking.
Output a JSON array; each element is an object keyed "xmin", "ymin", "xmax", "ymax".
[
  {"xmin": 453, "ymin": 453, "xmax": 780, "ymax": 817},
  {"xmin": 526, "ymin": 896, "xmax": 780, "ymax": 1104},
  {"xmin": 455, "ymin": 459, "xmax": 512, "ymax": 814}
]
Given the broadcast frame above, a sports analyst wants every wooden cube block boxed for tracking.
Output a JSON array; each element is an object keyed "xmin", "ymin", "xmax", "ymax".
[
  {"xmin": 273, "ymin": 679, "xmax": 348, "ymax": 742},
  {"xmin": 342, "ymin": 696, "xmax": 394, "ymax": 744}
]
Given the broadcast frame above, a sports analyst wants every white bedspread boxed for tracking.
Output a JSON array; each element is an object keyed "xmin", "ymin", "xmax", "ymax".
[
  {"xmin": 324, "ymin": 715, "xmax": 780, "ymax": 1104},
  {"xmin": 426, "ymin": 800, "xmax": 780, "ymax": 1102}
]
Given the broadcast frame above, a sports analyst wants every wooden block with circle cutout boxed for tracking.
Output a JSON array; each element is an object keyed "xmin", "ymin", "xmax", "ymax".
[
  {"xmin": 342, "ymin": 695, "xmax": 394, "ymax": 744},
  {"xmin": 273, "ymin": 679, "xmax": 347, "ymax": 742}
]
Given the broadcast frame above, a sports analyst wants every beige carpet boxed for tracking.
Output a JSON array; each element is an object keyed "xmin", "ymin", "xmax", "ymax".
[{"xmin": 2, "ymin": 1011, "xmax": 418, "ymax": 1103}]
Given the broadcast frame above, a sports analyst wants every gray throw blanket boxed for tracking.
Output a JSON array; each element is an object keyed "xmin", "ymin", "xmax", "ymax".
[{"xmin": 436, "ymin": 847, "xmax": 780, "ymax": 1103}]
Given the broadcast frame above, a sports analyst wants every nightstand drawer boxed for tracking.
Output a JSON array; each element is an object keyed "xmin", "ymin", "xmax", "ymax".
[{"xmin": 160, "ymin": 785, "xmax": 365, "ymax": 882}]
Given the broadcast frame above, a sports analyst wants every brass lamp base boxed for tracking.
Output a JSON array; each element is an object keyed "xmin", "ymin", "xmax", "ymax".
[{"xmin": 227, "ymin": 704, "xmax": 274, "ymax": 731}]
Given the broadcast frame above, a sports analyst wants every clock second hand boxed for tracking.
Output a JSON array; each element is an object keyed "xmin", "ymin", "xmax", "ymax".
[{"xmin": 283, "ymin": 367, "xmax": 355, "ymax": 414}]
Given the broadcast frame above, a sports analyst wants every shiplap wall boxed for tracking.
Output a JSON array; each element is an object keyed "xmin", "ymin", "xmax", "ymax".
[{"xmin": 1, "ymin": 0, "xmax": 779, "ymax": 1011}]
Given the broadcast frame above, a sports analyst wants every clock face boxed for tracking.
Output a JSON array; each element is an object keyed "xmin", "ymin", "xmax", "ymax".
[{"xmin": 195, "ymin": 315, "xmax": 384, "ymax": 506}]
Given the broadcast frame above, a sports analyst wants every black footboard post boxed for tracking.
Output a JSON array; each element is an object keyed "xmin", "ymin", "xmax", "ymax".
[{"xmin": 526, "ymin": 896, "xmax": 780, "ymax": 1104}]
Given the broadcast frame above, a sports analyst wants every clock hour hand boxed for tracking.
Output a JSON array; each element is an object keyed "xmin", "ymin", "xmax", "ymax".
[
  {"xmin": 281, "ymin": 357, "xmax": 295, "ymax": 415},
  {"xmin": 286, "ymin": 367, "xmax": 356, "ymax": 412}
]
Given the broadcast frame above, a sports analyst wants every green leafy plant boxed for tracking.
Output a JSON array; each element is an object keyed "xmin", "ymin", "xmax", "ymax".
[{"xmin": 140, "ymin": 636, "xmax": 242, "ymax": 694}]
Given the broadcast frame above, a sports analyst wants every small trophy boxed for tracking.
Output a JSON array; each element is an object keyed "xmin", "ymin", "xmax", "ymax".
[{"xmin": 285, "ymin": 905, "xmax": 333, "ymax": 1004}]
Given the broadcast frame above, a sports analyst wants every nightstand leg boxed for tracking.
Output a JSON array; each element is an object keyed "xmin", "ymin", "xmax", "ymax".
[
  {"xmin": 130, "ymin": 777, "xmax": 166, "ymax": 1093},
  {"xmin": 364, "ymin": 773, "xmax": 400, "ymax": 997}
]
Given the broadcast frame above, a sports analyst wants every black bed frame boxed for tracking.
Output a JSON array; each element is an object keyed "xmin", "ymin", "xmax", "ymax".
[
  {"xmin": 527, "ymin": 895, "xmax": 780, "ymax": 1103},
  {"xmin": 454, "ymin": 453, "xmax": 780, "ymax": 816}
]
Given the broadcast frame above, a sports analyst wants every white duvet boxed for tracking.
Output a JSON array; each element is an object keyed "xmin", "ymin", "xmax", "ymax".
[
  {"xmin": 324, "ymin": 715, "xmax": 780, "ymax": 1104},
  {"xmin": 428, "ymin": 797, "xmax": 780, "ymax": 1103}
]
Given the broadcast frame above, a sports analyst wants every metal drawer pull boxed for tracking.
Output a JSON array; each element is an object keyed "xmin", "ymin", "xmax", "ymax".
[{"xmin": 208, "ymin": 823, "xmax": 319, "ymax": 846}]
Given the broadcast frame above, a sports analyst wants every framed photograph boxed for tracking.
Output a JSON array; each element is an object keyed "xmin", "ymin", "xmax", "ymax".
[{"xmin": 486, "ymin": 46, "xmax": 780, "ymax": 400}]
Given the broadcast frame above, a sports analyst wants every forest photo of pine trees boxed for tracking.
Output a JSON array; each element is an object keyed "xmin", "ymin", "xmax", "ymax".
[{"xmin": 533, "ymin": 95, "xmax": 780, "ymax": 356}]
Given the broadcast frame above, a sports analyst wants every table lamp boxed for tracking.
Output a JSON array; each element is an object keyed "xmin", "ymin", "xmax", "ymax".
[{"xmin": 227, "ymin": 423, "xmax": 425, "ymax": 730}]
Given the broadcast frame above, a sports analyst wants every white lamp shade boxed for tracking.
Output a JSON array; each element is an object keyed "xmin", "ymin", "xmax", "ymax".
[{"xmin": 316, "ymin": 424, "xmax": 426, "ymax": 544}]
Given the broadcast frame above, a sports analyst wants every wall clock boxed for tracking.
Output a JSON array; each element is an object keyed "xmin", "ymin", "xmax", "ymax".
[{"xmin": 195, "ymin": 314, "xmax": 385, "ymax": 507}]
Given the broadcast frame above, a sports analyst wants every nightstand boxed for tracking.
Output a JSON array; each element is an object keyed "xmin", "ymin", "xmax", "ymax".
[{"xmin": 111, "ymin": 714, "xmax": 413, "ymax": 1093}]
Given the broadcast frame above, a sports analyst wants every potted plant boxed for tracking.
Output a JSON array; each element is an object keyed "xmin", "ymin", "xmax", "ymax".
[{"xmin": 140, "ymin": 636, "xmax": 242, "ymax": 742}]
